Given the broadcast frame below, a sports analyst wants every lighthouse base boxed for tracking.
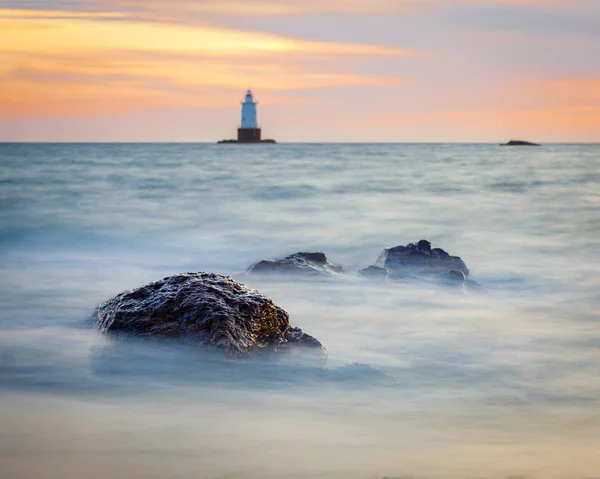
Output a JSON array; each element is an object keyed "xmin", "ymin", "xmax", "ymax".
[
  {"xmin": 217, "ymin": 139, "xmax": 276, "ymax": 144},
  {"xmin": 237, "ymin": 128, "xmax": 261, "ymax": 143},
  {"xmin": 218, "ymin": 127, "xmax": 275, "ymax": 144}
]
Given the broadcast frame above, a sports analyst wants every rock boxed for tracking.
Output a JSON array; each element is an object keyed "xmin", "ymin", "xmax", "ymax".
[
  {"xmin": 441, "ymin": 269, "xmax": 467, "ymax": 286},
  {"xmin": 247, "ymin": 252, "xmax": 343, "ymax": 276},
  {"xmin": 94, "ymin": 272, "xmax": 325, "ymax": 357},
  {"xmin": 375, "ymin": 240, "xmax": 469, "ymax": 279},
  {"xmin": 319, "ymin": 363, "xmax": 399, "ymax": 386},
  {"xmin": 446, "ymin": 269, "xmax": 467, "ymax": 282},
  {"xmin": 358, "ymin": 265, "xmax": 388, "ymax": 279},
  {"xmin": 502, "ymin": 140, "xmax": 540, "ymax": 146}
]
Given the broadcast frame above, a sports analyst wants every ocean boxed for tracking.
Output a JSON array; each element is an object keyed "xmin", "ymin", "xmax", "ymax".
[{"xmin": 1, "ymin": 143, "xmax": 599, "ymax": 479}]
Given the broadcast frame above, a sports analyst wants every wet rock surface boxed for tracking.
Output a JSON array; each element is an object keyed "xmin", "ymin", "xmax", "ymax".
[
  {"xmin": 94, "ymin": 272, "xmax": 325, "ymax": 357},
  {"xmin": 247, "ymin": 252, "xmax": 343, "ymax": 276},
  {"xmin": 374, "ymin": 240, "xmax": 470, "ymax": 279}
]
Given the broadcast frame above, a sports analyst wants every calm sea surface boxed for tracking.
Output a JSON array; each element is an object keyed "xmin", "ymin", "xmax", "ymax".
[{"xmin": 1, "ymin": 143, "xmax": 599, "ymax": 479}]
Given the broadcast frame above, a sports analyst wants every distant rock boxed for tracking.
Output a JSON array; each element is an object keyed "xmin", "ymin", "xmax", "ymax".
[
  {"xmin": 247, "ymin": 252, "xmax": 343, "ymax": 276},
  {"xmin": 358, "ymin": 265, "xmax": 388, "ymax": 279},
  {"xmin": 373, "ymin": 240, "xmax": 470, "ymax": 279},
  {"xmin": 94, "ymin": 272, "xmax": 325, "ymax": 357},
  {"xmin": 502, "ymin": 140, "xmax": 540, "ymax": 146}
]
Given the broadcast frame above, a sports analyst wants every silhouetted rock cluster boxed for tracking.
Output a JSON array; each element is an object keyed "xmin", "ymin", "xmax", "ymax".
[
  {"xmin": 94, "ymin": 272, "xmax": 325, "ymax": 357},
  {"xmin": 246, "ymin": 241, "xmax": 471, "ymax": 286}
]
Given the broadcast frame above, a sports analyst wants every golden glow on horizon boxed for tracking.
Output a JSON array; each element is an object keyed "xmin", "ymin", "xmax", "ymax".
[{"xmin": 0, "ymin": 2, "xmax": 598, "ymax": 141}]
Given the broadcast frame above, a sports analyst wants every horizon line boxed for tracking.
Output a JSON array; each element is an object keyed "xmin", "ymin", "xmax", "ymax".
[{"xmin": 1, "ymin": 141, "xmax": 599, "ymax": 145}]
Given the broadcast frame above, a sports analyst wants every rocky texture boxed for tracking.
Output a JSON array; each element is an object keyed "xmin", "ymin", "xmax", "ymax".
[
  {"xmin": 94, "ymin": 272, "xmax": 325, "ymax": 357},
  {"xmin": 374, "ymin": 240, "xmax": 469, "ymax": 279},
  {"xmin": 358, "ymin": 265, "xmax": 388, "ymax": 279},
  {"xmin": 502, "ymin": 140, "xmax": 540, "ymax": 146},
  {"xmin": 247, "ymin": 252, "xmax": 343, "ymax": 276}
]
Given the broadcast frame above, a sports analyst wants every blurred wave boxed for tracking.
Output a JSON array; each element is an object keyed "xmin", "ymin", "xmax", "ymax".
[{"xmin": 1, "ymin": 143, "xmax": 599, "ymax": 478}]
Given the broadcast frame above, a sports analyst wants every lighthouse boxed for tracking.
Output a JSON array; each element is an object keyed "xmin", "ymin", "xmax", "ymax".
[
  {"xmin": 238, "ymin": 89, "xmax": 261, "ymax": 142},
  {"xmin": 217, "ymin": 89, "xmax": 276, "ymax": 144}
]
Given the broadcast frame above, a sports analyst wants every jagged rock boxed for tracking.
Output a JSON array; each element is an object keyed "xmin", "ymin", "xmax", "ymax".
[
  {"xmin": 94, "ymin": 272, "xmax": 325, "ymax": 357},
  {"xmin": 375, "ymin": 240, "xmax": 469, "ymax": 279},
  {"xmin": 359, "ymin": 265, "xmax": 388, "ymax": 279},
  {"xmin": 502, "ymin": 140, "xmax": 540, "ymax": 146},
  {"xmin": 247, "ymin": 252, "xmax": 343, "ymax": 276}
]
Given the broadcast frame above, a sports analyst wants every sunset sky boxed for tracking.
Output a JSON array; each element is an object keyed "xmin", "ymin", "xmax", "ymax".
[{"xmin": 1, "ymin": 0, "xmax": 599, "ymax": 142}]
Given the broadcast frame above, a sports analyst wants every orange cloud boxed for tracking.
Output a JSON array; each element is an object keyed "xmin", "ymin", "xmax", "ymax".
[
  {"xmin": 0, "ymin": 8, "xmax": 411, "ymax": 118},
  {"xmin": 90, "ymin": 0, "xmax": 587, "ymax": 19},
  {"xmin": 103, "ymin": 0, "xmax": 424, "ymax": 17},
  {"xmin": 0, "ymin": 9, "xmax": 414, "ymax": 57},
  {"xmin": 92, "ymin": 0, "xmax": 588, "ymax": 25}
]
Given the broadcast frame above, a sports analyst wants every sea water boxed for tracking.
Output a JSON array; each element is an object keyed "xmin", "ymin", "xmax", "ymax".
[{"xmin": 1, "ymin": 143, "xmax": 599, "ymax": 479}]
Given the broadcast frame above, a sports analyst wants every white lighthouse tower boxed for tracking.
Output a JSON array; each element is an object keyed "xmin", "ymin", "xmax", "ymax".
[
  {"xmin": 241, "ymin": 89, "xmax": 258, "ymax": 128},
  {"xmin": 218, "ymin": 89, "xmax": 275, "ymax": 144},
  {"xmin": 237, "ymin": 89, "xmax": 261, "ymax": 142}
]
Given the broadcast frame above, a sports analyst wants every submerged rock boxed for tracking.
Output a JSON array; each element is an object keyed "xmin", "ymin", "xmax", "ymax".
[
  {"xmin": 94, "ymin": 272, "xmax": 325, "ymax": 357},
  {"xmin": 445, "ymin": 269, "xmax": 467, "ymax": 282},
  {"xmin": 374, "ymin": 240, "xmax": 469, "ymax": 279},
  {"xmin": 319, "ymin": 363, "xmax": 399, "ymax": 386},
  {"xmin": 440, "ymin": 269, "xmax": 468, "ymax": 287},
  {"xmin": 247, "ymin": 252, "xmax": 343, "ymax": 276},
  {"xmin": 358, "ymin": 265, "xmax": 388, "ymax": 279}
]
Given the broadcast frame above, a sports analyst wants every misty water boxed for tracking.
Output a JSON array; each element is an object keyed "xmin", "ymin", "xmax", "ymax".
[{"xmin": 1, "ymin": 143, "xmax": 599, "ymax": 479}]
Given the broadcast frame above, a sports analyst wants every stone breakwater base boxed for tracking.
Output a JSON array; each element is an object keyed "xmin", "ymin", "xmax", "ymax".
[
  {"xmin": 217, "ymin": 139, "xmax": 277, "ymax": 144},
  {"xmin": 94, "ymin": 272, "xmax": 325, "ymax": 357}
]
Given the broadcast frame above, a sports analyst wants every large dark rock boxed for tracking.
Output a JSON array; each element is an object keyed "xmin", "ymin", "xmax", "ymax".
[
  {"xmin": 247, "ymin": 252, "xmax": 343, "ymax": 276},
  {"xmin": 374, "ymin": 240, "xmax": 469, "ymax": 279},
  {"xmin": 94, "ymin": 272, "xmax": 325, "ymax": 357}
]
